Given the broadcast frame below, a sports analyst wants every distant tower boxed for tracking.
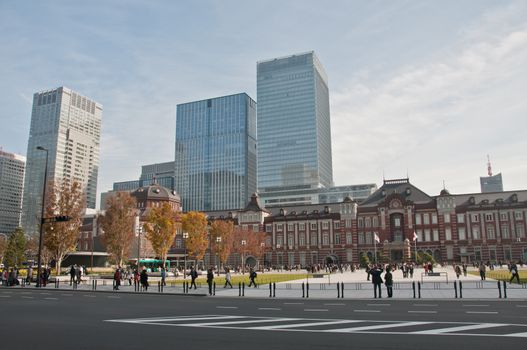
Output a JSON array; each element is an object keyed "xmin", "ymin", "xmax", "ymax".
[{"xmin": 480, "ymin": 155, "xmax": 503, "ymax": 193}]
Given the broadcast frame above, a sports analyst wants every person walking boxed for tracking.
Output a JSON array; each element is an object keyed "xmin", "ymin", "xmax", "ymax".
[
  {"xmin": 462, "ymin": 263, "xmax": 467, "ymax": 277},
  {"xmin": 189, "ymin": 267, "xmax": 198, "ymax": 289},
  {"xmin": 69, "ymin": 265, "xmax": 76, "ymax": 285},
  {"xmin": 384, "ymin": 266, "xmax": 393, "ymax": 298},
  {"xmin": 113, "ymin": 268, "xmax": 121, "ymax": 290},
  {"xmin": 160, "ymin": 267, "xmax": 166, "ymax": 287},
  {"xmin": 140, "ymin": 269, "xmax": 149, "ymax": 291},
  {"xmin": 455, "ymin": 265, "xmax": 461, "ymax": 279},
  {"xmin": 509, "ymin": 263, "xmax": 520, "ymax": 284},
  {"xmin": 224, "ymin": 268, "xmax": 233, "ymax": 288},
  {"xmin": 248, "ymin": 268, "xmax": 257, "ymax": 288},
  {"xmin": 206, "ymin": 267, "xmax": 214, "ymax": 296},
  {"xmin": 479, "ymin": 263, "xmax": 486, "ymax": 280},
  {"xmin": 370, "ymin": 265, "xmax": 384, "ymax": 298},
  {"xmin": 26, "ymin": 266, "xmax": 33, "ymax": 286}
]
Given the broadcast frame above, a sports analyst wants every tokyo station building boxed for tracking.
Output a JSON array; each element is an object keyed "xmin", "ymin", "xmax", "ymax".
[{"xmin": 206, "ymin": 178, "xmax": 527, "ymax": 267}]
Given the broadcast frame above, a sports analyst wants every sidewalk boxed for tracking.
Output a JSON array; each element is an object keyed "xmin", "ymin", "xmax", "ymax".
[{"xmin": 3, "ymin": 266, "xmax": 525, "ymax": 300}]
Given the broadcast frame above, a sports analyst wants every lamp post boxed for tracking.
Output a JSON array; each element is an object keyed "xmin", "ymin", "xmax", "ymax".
[
  {"xmin": 36, "ymin": 146, "xmax": 49, "ymax": 288},
  {"xmin": 182, "ymin": 232, "xmax": 188, "ymax": 279},
  {"xmin": 136, "ymin": 217, "xmax": 143, "ymax": 270},
  {"xmin": 260, "ymin": 242, "xmax": 265, "ymax": 271},
  {"xmin": 241, "ymin": 239, "xmax": 247, "ymax": 274},
  {"xmin": 216, "ymin": 236, "xmax": 222, "ymax": 276}
]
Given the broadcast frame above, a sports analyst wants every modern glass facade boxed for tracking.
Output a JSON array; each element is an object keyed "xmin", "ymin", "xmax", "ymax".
[
  {"xmin": 175, "ymin": 93, "xmax": 257, "ymax": 211},
  {"xmin": 22, "ymin": 87, "xmax": 102, "ymax": 235},
  {"xmin": 0, "ymin": 150, "xmax": 26, "ymax": 235},
  {"xmin": 257, "ymin": 51, "xmax": 333, "ymax": 192}
]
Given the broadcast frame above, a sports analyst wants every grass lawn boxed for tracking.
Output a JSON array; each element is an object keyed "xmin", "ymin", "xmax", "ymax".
[
  {"xmin": 468, "ymin": 269, "xmax": 527, "ymax": 283},
  {"xmin": 165, "ymin": 273, "xmax": 316, "ymax": 286}
]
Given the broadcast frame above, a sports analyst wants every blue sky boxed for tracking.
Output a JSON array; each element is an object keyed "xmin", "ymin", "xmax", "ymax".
[{"xmin": 1, "ymin": 0, "xmax": 526, "ymax": 206}]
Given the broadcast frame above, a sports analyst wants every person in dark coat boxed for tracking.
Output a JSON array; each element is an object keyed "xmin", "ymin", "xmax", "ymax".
[
  {"xmin": 140, "ymin": 269, "xmax": 149, "ymax": 291},
  {"xmin": 189, "ymin": 267, "xmax": 198, "ymax": 289},
  {"xmin": 370, "ymin": 265, "xmax": 384, "ymax": 298},
  {"xmin": 509, "ymin": 263, "xmax": 520, "ymax": 284},
  {"xmin": 206, "ymin": 267, "xmax": 214, "ymax": 296},
  {"xmin": 113, "ymin": 268, "xmax": 121, "ymax": 290},
  {"xmin": 384, "ymin": 266, "xmax": 393, "ymax": 298},
  {"xmin": 248, "ymin": 268, "xmax": 257, "ymax": 288}
]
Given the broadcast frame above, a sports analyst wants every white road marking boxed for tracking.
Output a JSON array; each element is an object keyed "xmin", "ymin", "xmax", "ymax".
[
  {"xmin": 39, "ymin": 292, "xmax": 51, "ymax": 295},
  {"xmin": 324, "ymin": 303, "xmax": 345, "ymax": 306},
  {"xmin": 413, "ymin": 304, "xmax": 438, "ymax": 307},
  {"xmin": 61, "ymin": 294, "xmax": 73, "ymax": 297},
  {"xmin": 83, "ymin": 295, "xmax": 96, "ymax": 298},
  {"xmin": 107, "ymin": 296, "xmax": 121, "ymax": 299},
  {"xmin": 367, "ymin": 304, "xmax": 391, "ymax": 307},
  {"xmin": 408, "ymin": 311, "xmax": 437, "ymax": 314},
  {"xmin": 44, "ymin": 297, "xmax": 58, "ymax": 300},
  {"xmin": 412, "ymin": 323, "xmax": 505, "ymax": 334},
  {"xmin": 304, "ymin": 309, "xmax": 328, "ymax": 312},
  {"xmin": 216, "ymin": 306, "xmax": 238, "ymax": 309},
  {"xmin": 466, "ymin": 311, "xmax": 498, "ymax": 314},
  {"xmin": 327, "ymin": 321, "xmax": 430, "ymax": 333},
  {"xmin": 106, "ymin": 315, "xmax": 242, "ymax": 324},
  {"xmin": 258, "ymin": 308, "xmax": 281, "ymax": 311},
  {"xmin": 0, "ymin": 295, "xmax": 11, "ymax": 298},
  {"xmin": 462, "ymin": 304, "xmax": 489, "ymax": 307},
  {"xmin": 353, "ymin": 310, "xmax": 380, "ymax": 313},
  {"xmin": 516, "ymin": 305, "xmax": 527, "ymax": 308},
  {"xmin": 505, "ymin": 332, "xmax": 527, "ymax": 337},
  {"xmin": 283, "ymin": 302, "xmax": 304, "ymax": 305},
  {"xmin": 185, "ymin": 318, "xmax": 297, "ymax": 327},
  {"xmin": 21, "ymin": 296, "xmax": 34, "ymax": 299},
  {"xmin": 248, "ymin": 320, "xmax": 360, "ymax": 330}
]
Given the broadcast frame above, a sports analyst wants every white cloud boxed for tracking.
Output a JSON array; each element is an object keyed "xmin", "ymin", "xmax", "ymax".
[{"xmin": 331, "ymin": 8, "xmax": 527, "ymax": 195}]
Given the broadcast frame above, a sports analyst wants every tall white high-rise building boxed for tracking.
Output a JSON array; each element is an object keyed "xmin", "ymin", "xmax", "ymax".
[
  {"xmin": 22, "ymin": 87, "xmax": 102, "ymax": 235},
  {"xmin": 0, "ymin": 148, "xmax": 26, "ymax": 235}
]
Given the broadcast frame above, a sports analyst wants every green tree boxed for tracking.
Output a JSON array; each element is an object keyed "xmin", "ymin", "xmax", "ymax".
[
  {"xmin": 181, "ymin": 211, "xmax": 209, "ymax": 262},
  {"xmin": 209, "ymin": 220, "xmax": 234, "ymax": 268},
  {"xmin": 44, "ymin": 181, "xmax": 85, "ymax": 275},
  {"xmin": 4, "ymin": 227, "xmax": 27, "ymax": 267},
  {"xmin": 0, "ymin": 234, "xmax": 7, "ymax": 265},
  {"xmin": 100, "ymin": 192, "xmax": 137, "ymax": 266},
  {"xmin": 144, "ymin": 202, "xmax": 179, "ymax": 267}
]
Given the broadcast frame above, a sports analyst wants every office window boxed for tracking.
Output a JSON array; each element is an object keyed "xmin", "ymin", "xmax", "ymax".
[
  {"xmin": 334, "ymin": 221, "xmax": 340, "ymax": 229},
  {"xmin": 346, "ymin": 232, "xmax": 352, "ymax": 244},
  {"xmin": 433, "ymin": 229, "xmax": 439, "ymax": 241},
  {"xmin": 253, "ymin": 224, "xmax": 259, "ymax": 232},
  {"xmin": 311, "ymin": 233, "xmax": 317, "ymax": 245},
  {"xmin": 501, "ymin": 225, "xmax": 510, "ymax": 239},
  {"xmin": 515, "ymin": 211, "xmax": 524, "ymax": 220},
  {"xmin": 322, "ymin": 222, "xmax": 329, "ymax": 229},
  {"xmin": 299, "ymin": 223, "xmax": 305, "ymax": 230},
  {"xmin": 358, "ymin": 218, "xmax": 363, "ymax": 228},
  {"xmin": 310, "ymin": 223, "xmax": 317, "ymax": 230},
  {"xmin": 445, "ymin": 227, "xmax": 452, "ymax": 241},
  {"xmin": 472, "ymin": 214, "xmax": 479, "ymax": 222},
  {"xmin": 500, "ymin": 213, "xmax": 508, "ymax": 221},
  {"xmin": 288, "ymin": 234, "xmax": 294, "ymax": 247},
  {"xmin": 365, "ymin": 217, "xmax": 371, "ymax": 227},
  {"xmin": 415, "ymin": 214, "xmax": 421, "ymax": 225},
  {"xmin": 335, "ymin": 233, "xmax": 341, "ymax": 244},
  {"xmin": 485, "ymin": 214, "xmax": 493, "ymax": 222},
  {"xmin": 287, "ymin": 223, "xmax": 294, "ymax": 231},
  {"xmin": 444, "ymin": 214, "xmax": 450, "ymax": 223},
  {"xmin": 423, "ymin": 214, "xmax": 430, "ymax": 225},
  {"xmin": 358, "ymin": 233, "xmax": 365, "ymax": 245},
  {"xmin": 487, "ymin": 226, "xmax": 496, "ymax": 240},
  {"xmin": 424, "ymin": 229, "xmax": 431, "ymax": 242},
  {"xmin": 457, "ymin": 214, "xmax": 465, "ymax": 223},
  {"xmin": 432, "ymin": 214, "xmax": 438, "ymax": 224},
  {"xmin": 266, "ymin": 224, "xmax": 272, "ymax": 233},
  {"xmin": 516, "ymin": 225, "xmax": 525, "ymax": 238},
  {"xmin": 472, "ymin": 227, "xmax": 481, "ymax": 240},
  {"xmin": 372, "ymin": 217, "xmax": 378, "ymax": 227},
  {"xmin": 416, "ymin": 229, "xmax": 423, "ymax": 242},
  {"xmin": 299, "ymin": 233, "xmax": 305, "ymax": 246}
]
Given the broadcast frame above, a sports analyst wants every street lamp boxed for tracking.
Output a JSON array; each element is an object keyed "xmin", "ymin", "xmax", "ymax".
[
  {"xmin": 260, "ymin": 242, "xmax": 265, "ymax": 271},
  {"xmin": 241, "ymin": 239, "xmax": 247, "ymax": 274},
  {"xmin": 182, "ymin": 232, "xmax": 188, "ymax": 279},
  {"xmin": 36, "ymin": 146, "xmax": 49, "ymax": 288},
  {"xmin": 136, "ymin": 218, "xmax": 143, "ymax": 270},
  {"xmin": 216, "ymin": 236, "xmax": 222, "ymax": 275}
]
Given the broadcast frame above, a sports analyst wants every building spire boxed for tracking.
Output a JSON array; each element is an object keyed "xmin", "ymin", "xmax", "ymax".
[{"xmin": 487, "ymin": 154, "xmax": 493, "ymax": 176}]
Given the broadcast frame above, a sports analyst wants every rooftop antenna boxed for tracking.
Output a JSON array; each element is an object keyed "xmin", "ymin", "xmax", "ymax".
[
  {"xmin": 442, "ymin": 180, "xmax": 446, "ymax": 190},
  {"xmin": 487, "ymin": 154, "xmax": 493, "ymax": 176}
]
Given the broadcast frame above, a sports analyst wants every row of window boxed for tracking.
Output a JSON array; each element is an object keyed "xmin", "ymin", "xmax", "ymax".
[{"xmin": 266, "ymin": 221, "xmax": 345, "ymax": 232}]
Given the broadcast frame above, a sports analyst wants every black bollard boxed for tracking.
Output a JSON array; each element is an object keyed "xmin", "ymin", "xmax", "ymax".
[
  {"xmin": 95, "ymin": 280, "xmax": 98, "ymax": 291},
  {"xmin": 417, "ymin": 281, "xmax": 421, "ymax": 298},
  {"xmin": 341, "ymin": 282, "xmax": 344, "ymax": 299},
  {"xmin": 412, "ymin": 281, "xmax": 416, "ymax": 299},
  {"xmin": 302, "ymin": 282, "xmax": 305, "ymax": 298},
  {"xmin": 503, "ymin": 280, "xmax": 507, "ymax": 299},
  {"xmin": 498, "ymin": 281, "xmax": 502, "ymax": 299},
  {"xmin": 239, "ymin": 282, "xmax": 241, "ymax": 297},
  {"xmin": 337, "ymin": 283, "xmax": 340, "ymax": 298},
  {"xmin": 158, "ymin": 281, "xmax": 161, "ymax": 293},
  {"xmin": 454, "ymin": 280, "xmax": 458, "ymax": 298},
  {"xmin": 242, "ymin": 282, "xmax": 245, "ymax": 297},
  {"xmin": 213, "ymin": 282, "xmax": 216, "ymax": 296},
  {"xmin": 306, "ymin": 282, "xmax": 309, "ymax": 298},
  {"xmin": 273, "ymin": 282, "xmax": 276, "ymax": 298},
  {"xmin": 459, "ymin": 280, "xmax": 463, "ymax": 298},
  {"xmin": 269, "ymin": 283, "xmax": 272, "ymax": 298}
]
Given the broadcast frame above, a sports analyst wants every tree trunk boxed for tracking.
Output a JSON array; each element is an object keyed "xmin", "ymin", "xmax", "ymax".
[{"xmin": 55, "ymin": 256, "xmax": 63, "ymax": 276}]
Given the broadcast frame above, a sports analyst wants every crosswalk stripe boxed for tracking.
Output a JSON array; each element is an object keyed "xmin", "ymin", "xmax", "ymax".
[
  {"xmin": 505, "ymin": 332, "xmax": 527, "ymax": 337},
  {"xmin": 248, "ymin": 320, "xmax": 361, "ymax": 330},
  {"xmin": 107, "ymin": 315, "xmax": 242, "ymax": 324},
  {"xmin": 185, "ymin": 317, "xmax": 299, "ymax": 327},
  {"xmin": 412, "ymin": 323, "xmax": 505, "ymax": 334},
  {"xmin": 327, "ymin": 321, "xmax": 430, "ymax": 333}
]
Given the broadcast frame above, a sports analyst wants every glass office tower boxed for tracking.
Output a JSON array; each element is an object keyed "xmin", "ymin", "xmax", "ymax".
[
  {"xmin": 175, "ymin": 93, "xmax": 257, "ymax": 211},
  {"xmin": 257, "ymin": 51, "xmax": 333, "ymax": 192},
  {"xmin": 22, "ymin": 87, "xmax": 102, "ymax": 235}
]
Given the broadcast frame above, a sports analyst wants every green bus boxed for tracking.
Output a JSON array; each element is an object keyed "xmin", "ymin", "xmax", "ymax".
[{"xmin": 138, "ymin": 259, "xmax": 170, "ymax": 272}]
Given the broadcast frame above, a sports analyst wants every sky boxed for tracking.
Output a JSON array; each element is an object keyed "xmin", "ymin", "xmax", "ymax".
[{"xmin": 1, "ymin": 0, "xmax": 526, "ymax": 207}]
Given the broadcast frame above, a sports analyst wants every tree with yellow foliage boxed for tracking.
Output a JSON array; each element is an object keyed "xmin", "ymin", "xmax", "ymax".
[
  {"xmin": 143, "ymin": 202, "xmax": 179, "ymax": 268},
  {"xmin": 181, "ymin": 211, "xmax": 209, "ymax": 262}
]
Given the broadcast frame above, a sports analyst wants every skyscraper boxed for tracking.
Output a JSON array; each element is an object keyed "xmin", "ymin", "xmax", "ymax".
[
  {"xmin": 175, "ymin": 93, "xmax": 257, "ymax": 211},
  {"xmin": 257, "ymin": 51, "xmax": 333, "ymax": 193},
  {"xmin": 0, "ymin": 148, "xmax": 26, "ymax": 235},
  {"xmin": 22, "ymin": 87, "xmax": 102, "ymax": 235}
]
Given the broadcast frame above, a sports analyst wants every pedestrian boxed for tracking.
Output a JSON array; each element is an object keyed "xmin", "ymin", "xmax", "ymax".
[
  {"xmin": 455, "ymin": 265, "xmax": 461, "ymax": 279},
  {"xmin": 248, "ymin": 268, "xmax": 257, "ymax": 288},
  {"xmin": 69, "ymin": 265, "xmax": 76, "ymax": 285},
  {"xmin": 206, "ymin": 267, "xmax": 214, "ymax": 296},
  {"xmin": 140, "ymin": 269, "xmax": 149, "ymax": 291},
  {"xmin": 370, "ymin": 265, "xmax": 384, "ymax": 298},
  {"xmin": 224, "ymin": 268, "xmax": 233, "ymax": 288},
  {"xmin": 113, "ymin": 268, "xmax": 121, "ymax": 290},
  {"xmin": 479, "ymin": 263, "xmax": 486, "ymax": 280},
  {"xmin": 365, "ymin": 264, "xmax": 371, "ymax": 281},
  {"xmin": 76, "ymin": 265, "xmax": 82, "ymax": 284},
  {"xmin": 189, "ymin": 267, "xmax": 198, "ymax": 289},
  {"xmin": 384, "ymin": 266, "xmax": 393, "ymax": 298},
  {"xmin": 509, "ymin": 263, "xmax": 520, "ymax": 284},
  {"xmin": 26, "ymin": 266, "xmax": 33, "ymax": 286},
  {"xmin": 462, "ymin": 263, "xmax": 467, "ymax": 277},
  {"xmin": 160, "ymin": 267, "xmax": 166, "ymax": 287}
]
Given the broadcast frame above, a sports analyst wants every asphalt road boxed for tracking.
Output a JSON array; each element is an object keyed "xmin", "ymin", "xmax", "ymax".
[{"xmin": 1, "ymin": 288, "xmax": 526, "ymax": 350}]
